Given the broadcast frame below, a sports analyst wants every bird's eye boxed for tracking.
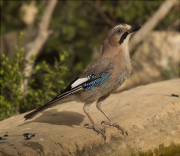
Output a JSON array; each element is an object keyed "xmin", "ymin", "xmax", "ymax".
[{"xmin": 117, "ymin": 29, "xmax": 122, "ymax": 34}]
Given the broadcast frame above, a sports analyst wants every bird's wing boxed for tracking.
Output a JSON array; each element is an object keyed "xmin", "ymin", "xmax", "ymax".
[
  {"xmin": 24, "ymin": 59, "xmax": 114, "ymax": 120},
  {"xmin": 62, "ymin": 59, "xmax": 114, "ymax": 93},
  {"xmin": 46, "ymin": 62, "xmax": 113, "ymax": 105}
]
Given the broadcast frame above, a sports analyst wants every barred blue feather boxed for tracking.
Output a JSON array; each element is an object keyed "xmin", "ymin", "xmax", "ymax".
[{"xmin": 82, "ymin": 73, "xmax": 111, "ymax": 91}]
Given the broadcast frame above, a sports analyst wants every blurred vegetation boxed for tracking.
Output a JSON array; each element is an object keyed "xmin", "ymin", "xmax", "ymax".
[
  {"xmin": 162, "ymin": 59, "xmax": 179, "ymax": 81},
  {"xmin": 0, "ymin": 1, "xmax": 179, "ymax": 120},
  {"xmin": 0, "ymin": 32, "xmax": 68, "ymax": 120}
]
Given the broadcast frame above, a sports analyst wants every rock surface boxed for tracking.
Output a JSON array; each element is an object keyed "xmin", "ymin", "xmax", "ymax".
[{"xmin": 0, "ymin": 79, "xmax": 180, "ymax": 156}]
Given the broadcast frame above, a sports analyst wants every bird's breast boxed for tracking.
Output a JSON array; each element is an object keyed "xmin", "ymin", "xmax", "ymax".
[{"xmin": 116, "ymin": 65, "xmax": 130, "ymax": 88}]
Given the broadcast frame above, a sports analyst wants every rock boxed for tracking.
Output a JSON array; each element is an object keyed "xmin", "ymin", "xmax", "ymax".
[{"xmin": 0, "ymin": 79, "xmax": 180, "ymax": 156}]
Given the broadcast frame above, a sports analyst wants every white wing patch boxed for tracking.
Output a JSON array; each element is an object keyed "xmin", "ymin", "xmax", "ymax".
[{"xmin": 71, "ymin": 77, "xmax": 88, "ymax": 88}]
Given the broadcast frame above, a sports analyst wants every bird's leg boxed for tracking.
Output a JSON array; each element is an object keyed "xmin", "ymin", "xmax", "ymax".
[
  {"xmin": 83, "ymin": 104, "xmax": 106, "ymax": 139},
  {"xmin": 96, "ymin": 100, "xmax": 124, "ymax": 135}
]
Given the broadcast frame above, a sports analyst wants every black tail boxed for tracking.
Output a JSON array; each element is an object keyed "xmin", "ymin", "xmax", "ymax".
[
  {"xmin": 24, "ymin": 85, "xmax": 83, "ymax": 120},
  {"xmin": 24, "ymin": 106, "xmax": 46, "ymax": 120}
]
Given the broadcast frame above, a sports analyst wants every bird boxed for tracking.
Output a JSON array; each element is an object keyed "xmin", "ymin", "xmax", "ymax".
[{"xmin": 24, "ymin": 23, "xmax": 141, "ymax": 139}]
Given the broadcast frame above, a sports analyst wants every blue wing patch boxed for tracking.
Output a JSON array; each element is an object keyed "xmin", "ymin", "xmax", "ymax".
[{"xmin": 82, "ymin": 73, "xmax": 111, "ymax": 91}]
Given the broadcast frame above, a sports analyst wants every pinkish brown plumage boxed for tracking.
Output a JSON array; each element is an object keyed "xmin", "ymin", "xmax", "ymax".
[{"xmin": 24, "ymin": 24, "xmax": 141, "ymax": 139}]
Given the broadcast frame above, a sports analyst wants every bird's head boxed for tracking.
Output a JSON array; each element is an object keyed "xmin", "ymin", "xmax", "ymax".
[{"xmin": 104, "ymin": 24, "xmax": 141, "ymax": 48}]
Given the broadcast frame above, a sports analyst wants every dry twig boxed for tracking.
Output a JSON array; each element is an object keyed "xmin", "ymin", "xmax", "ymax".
[
  {"xmin": 129, "ymin": 0, "xmax": 177, "ymax": 53},
  {"xmin": 20, "ymin": 0, "xmax": 57, "ymax": 94}
]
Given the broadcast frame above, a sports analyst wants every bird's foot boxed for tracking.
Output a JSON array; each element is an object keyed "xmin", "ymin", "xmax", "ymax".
[
  {"xmin": 84, "ymin": 124, "xmax": 106, "ymax": 140},
  {"xmin": 101, "ymin": 121, "xmax": 125, "ymax": 135}
]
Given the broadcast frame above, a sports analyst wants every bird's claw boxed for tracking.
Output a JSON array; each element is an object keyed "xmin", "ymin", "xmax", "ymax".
[
  {"xmin": 84, "ymin": 124, "xmax": 106, "ymax": 140},
  {"xmin": 84, "ymin": 124, "xmax": 92, "ymax": 128},
  {"xmin": 101, "ymin": 121, "xmax": 125, "ymax": 135},
  {"xmin": 101, "ymin": 121, "xmax": 106, "ymax": 125}
]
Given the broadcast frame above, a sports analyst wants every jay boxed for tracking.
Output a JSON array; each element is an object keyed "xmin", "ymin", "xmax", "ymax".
[{"xmin": 24, "ymin": 23, "xmax": 141, "ymax": 139}]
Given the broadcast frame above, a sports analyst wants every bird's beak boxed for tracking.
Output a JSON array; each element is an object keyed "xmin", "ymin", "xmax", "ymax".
[
  {"xmin": 119, "ymin": 25, "xmax": 141, "ymax": 44},
  {"xmin": 127, "ymin": 25, "xmax": 141, "ymax": 34}
]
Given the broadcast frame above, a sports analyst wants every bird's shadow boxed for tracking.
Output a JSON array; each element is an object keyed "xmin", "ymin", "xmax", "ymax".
[{"xmin": 18, "ymin": 109, "xmax": 85, "ymax": 127}]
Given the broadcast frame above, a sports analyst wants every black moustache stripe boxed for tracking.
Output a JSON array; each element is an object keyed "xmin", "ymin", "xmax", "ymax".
[{"xmin": 119, "ymin": 32, "xmax": 128, "ymax": 44}]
